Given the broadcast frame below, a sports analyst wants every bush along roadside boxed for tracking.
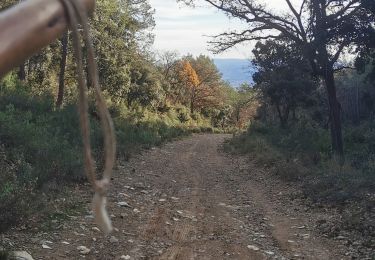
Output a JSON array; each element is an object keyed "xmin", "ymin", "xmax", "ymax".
[{"xmin": 225, "ymin": 121, "xmax": 375, "ymax": 253}]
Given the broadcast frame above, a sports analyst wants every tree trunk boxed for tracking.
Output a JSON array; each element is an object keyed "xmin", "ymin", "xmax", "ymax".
[
  {"xmin": 56, "ymin": 33, "xmax": 68, "ymax": 108},
  {"xmin": 276, "ymin": 104, "xmax": 288, "ymax": 127},
  {"xmin": 292, "ymin": 107, "xmax": 296, "ymax": 121},
  {"xmin": 236, "ymin": 107, "xmax": 241, "ymax": 126},
  {"xmin": 190, "ymin": 88, "xmax": 196, "ymax": 113},
  {"xmin": 354, "ymin": 83, "xmax": 360, "ymax": 125},
  {"xmin": 18, "ymin": 63, "xmax": 26, "ymax": 81},
  {"xmin": 190, "ymin": 100, "xmax": 194, "ymax": 114},
  {"xmin": 310, "ymin": 0, "xmax": 344, "ymax": 158},
  {"xmin": 324, "ymin": 70, "xmax": 344, "ymax": 157}
]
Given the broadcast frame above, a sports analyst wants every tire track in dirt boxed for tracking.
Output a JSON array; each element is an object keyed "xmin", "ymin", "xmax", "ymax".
[
  {"xmin": 138, "ymin": 134, "xmax": 346, "ymax": 259},
  {"xmin": 142, "ymin": 136, "xmax": 266, "ymax": 260},
  {"xmin": 152, "ymin": 139, "xmax": 200, "ymax": 260},
  {"xmin": 2, "ymin": 134, "xmax": 349, "ymax": 259},
  {"xmin": 243, "ymin": 176, "xmax": 332, "ymax": 259}
]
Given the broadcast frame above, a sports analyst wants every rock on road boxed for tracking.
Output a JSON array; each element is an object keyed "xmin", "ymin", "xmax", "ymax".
[{"xmin": 3, "ymin": 134, "xmax": 350, "ymax": 259}]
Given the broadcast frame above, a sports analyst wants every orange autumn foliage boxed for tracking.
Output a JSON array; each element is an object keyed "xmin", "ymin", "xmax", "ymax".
[{"xmin": 178, "ymin": 59, "xmax": 222, "ymax": 113}]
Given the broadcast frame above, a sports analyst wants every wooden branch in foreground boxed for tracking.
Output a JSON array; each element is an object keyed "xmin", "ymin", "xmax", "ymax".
[{"xmin": 0, "ymin": 0, "xmax": 95, "ymax": 77}]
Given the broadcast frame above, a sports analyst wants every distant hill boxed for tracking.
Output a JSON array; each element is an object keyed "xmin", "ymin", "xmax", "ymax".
[{"xmin": 213, "ymin": 59, "xmax": 255, "ymax": 87}]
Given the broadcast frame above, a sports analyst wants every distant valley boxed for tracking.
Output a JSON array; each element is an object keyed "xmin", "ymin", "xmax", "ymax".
[{"xmin": 213, "ymin": 59, "xmax": 255, "ymax": 87}]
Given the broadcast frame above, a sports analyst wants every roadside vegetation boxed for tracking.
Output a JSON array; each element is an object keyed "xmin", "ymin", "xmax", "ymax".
[
  {"xmin": 226, "ymin": 120, "xmax": 375, "ymax": 252},
  {"xmin": 226, "ymin": 38, "xmax": 375, "ymax": 209},
  {"xmin": 217, "ymin": 6, "xmax": 375, "ymax": 253}
]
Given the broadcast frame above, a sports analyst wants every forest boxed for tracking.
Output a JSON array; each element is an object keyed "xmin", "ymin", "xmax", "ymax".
[{"xmin": 0, "ymin": 0, "xmax": 374, "ymax": 259}]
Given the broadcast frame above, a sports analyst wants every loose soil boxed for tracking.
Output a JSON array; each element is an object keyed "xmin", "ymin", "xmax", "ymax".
[{"xmin": 1, "ymin": 134, "xmax": 367, "ymax": 259}]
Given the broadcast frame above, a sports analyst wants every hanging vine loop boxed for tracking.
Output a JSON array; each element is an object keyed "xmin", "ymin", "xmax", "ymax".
[{"xmin": 59, "ymin": 0, "xmax": 116, "ymax": 235}]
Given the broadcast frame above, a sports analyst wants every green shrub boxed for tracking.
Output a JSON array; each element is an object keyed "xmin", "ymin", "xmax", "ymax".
[
  {"xmin": 175, "ymin": 106, "xmax": 191, "ymax": 123},
  {"xmin": 0, "ymin": 250, "xmax": 9, "ymax": 260},
  {"xmin": 274, "ymin": 160, "xmax": 310, "ymax": 181},
  {"xmin": 0, "ymin": 102, "xmax": 86, "ymax": 183},
  {"xmin": 227, "ymin": 119, "xmax": 375, "ymax": 205},
  {"xmin": 200, "ymin": 126, "xmax": 214, "ymax": 133},
  {"xmin": 0, "ymin": 146, "xmax": 36, "ymax": 232},
  {"xmin": 304, "ymin": 159, "xmax": 375, "ymax": 204}
]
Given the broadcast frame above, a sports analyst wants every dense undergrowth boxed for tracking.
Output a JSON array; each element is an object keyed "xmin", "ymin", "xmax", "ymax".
[
  {"xmin": 227, "ymin": 121, "xmax": 375, "ymax": 205},
  {"xmin": 226, "ymin": 121, "xmax": 375, "ymax": 248},
  {"xmin": 0, "ymin": 78, "xmax": 217, "ymax": 232}
]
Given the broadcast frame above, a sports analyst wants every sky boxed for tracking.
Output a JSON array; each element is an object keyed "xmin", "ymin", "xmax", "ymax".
[{"xmin": 149, "ymin": 0, "xmax": 296, "ymax": 59}]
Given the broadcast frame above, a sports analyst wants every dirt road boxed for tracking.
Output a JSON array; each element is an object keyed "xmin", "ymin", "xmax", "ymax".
[{"xmin": 3, "ymin": 134, "xmax": 351, "ymax": 259}]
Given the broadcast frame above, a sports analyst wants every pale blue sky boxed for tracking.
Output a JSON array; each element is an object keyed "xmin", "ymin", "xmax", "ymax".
[{"xmin": 149, "ymin": 0, "xmax": 295, "ymax": 59}]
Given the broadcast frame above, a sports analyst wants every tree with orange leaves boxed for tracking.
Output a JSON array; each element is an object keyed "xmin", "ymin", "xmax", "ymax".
[{"xmin": 178, "ymin": 56, "xmax": 223, "ymax": 113}]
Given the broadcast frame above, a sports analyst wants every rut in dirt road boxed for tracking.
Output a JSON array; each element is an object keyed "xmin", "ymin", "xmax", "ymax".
[
  {"xmin": 120, "ymin": 134, "xmax": 346, "ymax": 260},
  {"xmin": 140, "ymin": 135, "xmax": 265, "ymax": 260},
  {"xmin": 3, "ymin": 134, "xmax": 349, "ymax": 259}
]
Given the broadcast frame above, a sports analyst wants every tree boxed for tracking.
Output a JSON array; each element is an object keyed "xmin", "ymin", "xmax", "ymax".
[
  {"xmin": 178, "ymin": 60, "xmax": 200, "ymax": 112},
  {"xmin": 177, "ymin": 56, "xmax": 224, "ymax": 113},
  {"xmin": 180, "ymin": 0, "xmax": 375, "ymax": 157},
  {"xmin": 252, "ymin": 39, "xmax": 316, "ymax": 127},
  {"xmin": 90, "ymin": 0, "xmax": 155, "ymax": 102},
  {"xmin": 188, "ymin": 55, "xmax": 224, "ymax": 113},
  {"xmin": 56, "ymin": 33, "xmax": 69, "ymax": 108},
  {"xmin": 154, "ymin": 51, "xmax": 183, "ymax": 109},
  {"xmin": 157, "ymin": 51, "xmax": 180, "ymax": 79},
  {"xmin": 127, "ymin": 57, "xmax": 165, "ymax": 109},
  {"xmin": 229, "ymin": 83, "xmax": 259, "ymax": 128}
]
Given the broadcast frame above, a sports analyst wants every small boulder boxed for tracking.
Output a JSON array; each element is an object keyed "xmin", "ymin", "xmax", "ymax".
[
  {"xmin": 11, "ymin": 251, "xmax": 34, "ymax": 260},
  {"xmin": 247, "ymin": 245, "xmax": 260, "ymax": 251},
  {"xmin": 77, "ymin": 246, "xmax": 91, "ymax": 255},
  {"xmin": 41, "ymin": 244, "xmax": 52, "ymax": 250},
  {"xmin": 117, "ymin": 202, "xmax": 131, "ymax": 208},
  {"xmin": 109, "ymin": 236, "xmax": 119, "ymax": 243}
]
